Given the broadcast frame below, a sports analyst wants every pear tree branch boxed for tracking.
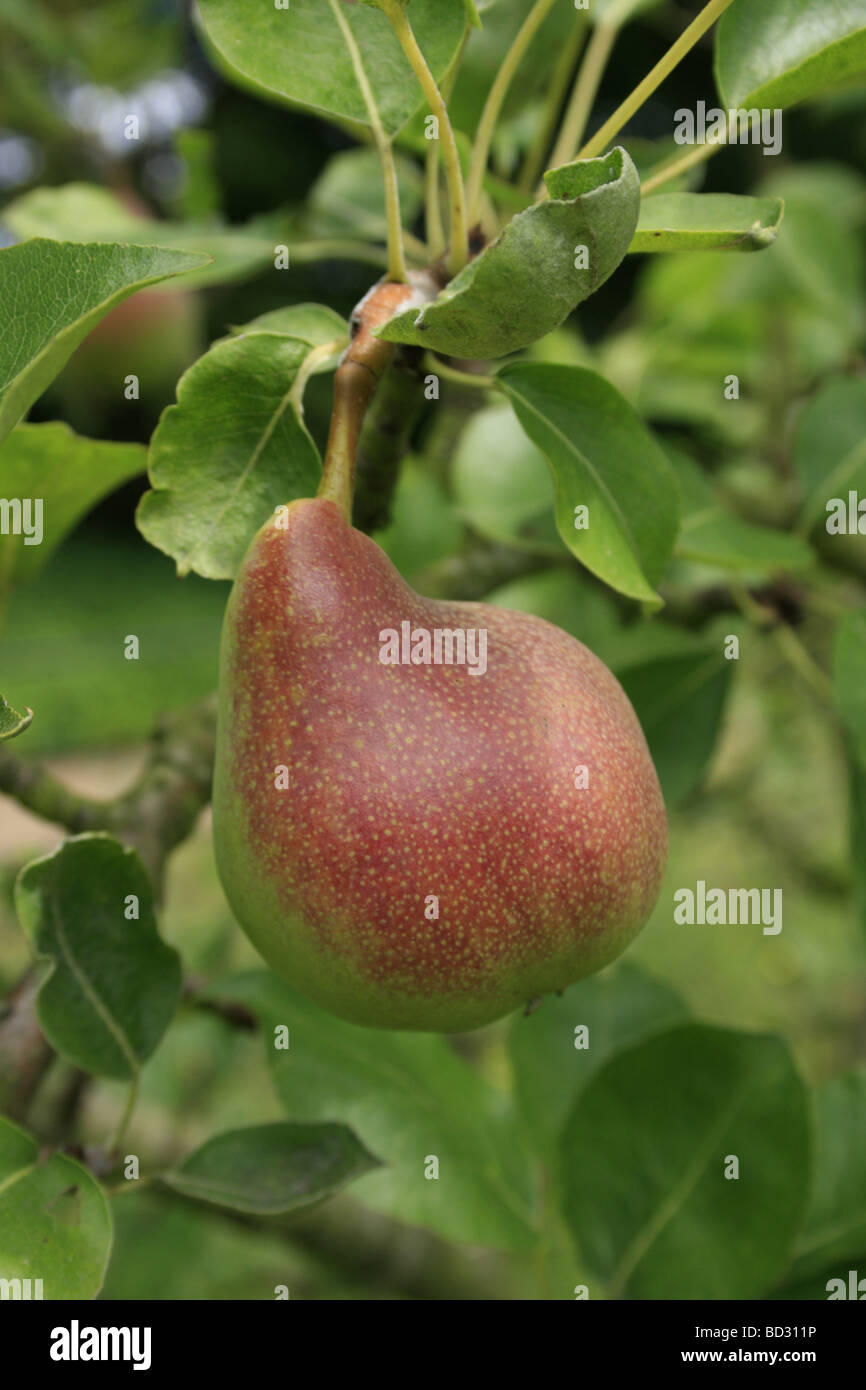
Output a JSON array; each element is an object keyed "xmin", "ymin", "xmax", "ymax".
[
  {"xmin": 0, "ymin": 694, "xmax": 217, "ymax": 893},
  {"xmin": 0, "ymin": 694, "xmax": 218, "ymax": 1118}
]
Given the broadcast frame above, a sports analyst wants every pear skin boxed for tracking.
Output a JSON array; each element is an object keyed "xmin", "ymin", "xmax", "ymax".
[{"xmin": 213, "ymin": 497, "xmax": 667, "ymax": 1031}]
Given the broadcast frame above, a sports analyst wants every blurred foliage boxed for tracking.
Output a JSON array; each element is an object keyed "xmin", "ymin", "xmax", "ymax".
[{"xmin": 0, "ymin": 0, "xmax": 865, "ymax": 1302}]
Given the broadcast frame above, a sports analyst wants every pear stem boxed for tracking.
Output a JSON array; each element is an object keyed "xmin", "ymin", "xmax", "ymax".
[{"xmin": 318, "ymin": 279, "xmax": 428, "ymax": 521}]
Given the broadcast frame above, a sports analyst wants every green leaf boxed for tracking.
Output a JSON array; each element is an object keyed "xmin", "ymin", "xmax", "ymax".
[
  {"xmin": 15, "ymin": 834, "xmax": 182, "ymax": 1080},
  {"xmin": 631, "ymin": 193, "xmax": 784, "ymax": 252},
  {"xmin": 208, "ymin": 971, "xmax": 535, "ymax": 1250},
  {"xmin": 785, "ymin": 1070, "xmax": 866, "ymax": 1285},
  {"xmin": 793, "ymin": 377, "xmax": 866, "ymax": 532},
  {"xmin": 496, "ymin": 361, "xmax": 679, "ymax": 604},
  {"xmin": 137, "ymin": 316, "xmax": 347, "ymax": 580},
  {"xmin": 161, "ymin": 1122, "xmax": 381, "ymax": 1215},
  {"xmin": 617, "ymin": 623, "xmax": 734, "ymax": 806},
  {"xmin": 228, "ymin": 302, "xmax": 348, "ymax": 344},
  {"xmin": 452, "ymin": 403, "xmax": 560, "ymax": 552},
  {"xmin": 305, "ymin": 146, "xmax": 424, "ymax": 242},
  {"xmin": 560, "ymin": 1024, "xmax": 812, "ymax": 1299},
  {"xmin": 0, "ymin": 423, "xmax": 144, "ymax": 594},
  {"xmin": 508, "ymin": 965, "xmax": 689, "ymax": 1164},
  {"xmin": 0, "ymin": 1115, "xmax": 112, "ymax": 1300},
  {"xmin": 0, "ymin": 239, "xmax": 209, "ymax": 446},
  {"xmin": 671, "ymin": 447, "xmax": 814, "ymax": 576},
  {"xmin": 0, "ymin": 694, "xmax": 33, "ymax": 740},
  {"xmin": 715, "ymin": 0, "xmax": 866, "ymax": 110},
  {"xmin": 2, "ymin": 183, "xmax": 272, "ymax": 290},
  {"xmin": 196, "ymin": 0, "xmax": 467, "ymax": 137},
  {"xmin": 379, "ymin": 148, "xmax": 640, "ymax": 358}
]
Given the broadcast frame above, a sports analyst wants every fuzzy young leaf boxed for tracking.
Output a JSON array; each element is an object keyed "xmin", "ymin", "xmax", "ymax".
[
  {"xmin": 0, "ymin": 1116, "xmax": 112, "ymax": 1300},
  {"xmin": 15, "ymin": 835, "xmax": 182, "ymax": 1079},
  {"xmin": 379, "ymin": 148, "xmax": 640, "ymax": 358},
  {"xmin": 162, "ymin": 1122, "xmax": 381, "ymax": 1215},
  {"xmin": 137, "ymin": 316, "xmax": 347, "ymax": 580},
  {"xmin": 497, "ymin": 361, "xmax": 679, "ymax": 604},
  {"xmin": 196, "ymin": 0, "xmax": 467, "ymax": 137},
  {"xmin": 560, "ymin": 1025, "xmax": 811, "ymax": 1299},
  {"xmin": 715, "ymin": 0, "xmax": 866, "ymax": 110},
  {"xmin": 0, "ymin": 240, "xmax": 209, "ymax": 446}
]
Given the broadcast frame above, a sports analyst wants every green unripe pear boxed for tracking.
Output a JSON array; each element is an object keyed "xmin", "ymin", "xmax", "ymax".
[{"xmin": 212, "ymin": 496, "xmax": 667, "ymax": 1032}]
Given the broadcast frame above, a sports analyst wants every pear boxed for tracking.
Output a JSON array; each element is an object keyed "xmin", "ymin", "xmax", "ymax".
[{"xmin": 212, "ymin": 496, "xmax": 667, "ymax": 1032}]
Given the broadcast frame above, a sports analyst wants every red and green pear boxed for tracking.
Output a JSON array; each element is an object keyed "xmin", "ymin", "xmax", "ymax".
[{"xmin": 212, "ymin": 496, "xmax": 667, "ymax": 1032}]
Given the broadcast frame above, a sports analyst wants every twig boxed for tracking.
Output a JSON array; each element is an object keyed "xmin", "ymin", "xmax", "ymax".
[
  {"xmin": 0, "ymin": 970, "xmax": 54, "ymax": 1120},
  {"xmin": 729, "ymin": 583, "xmax": 834, "ymax": 704},
  {"xmin": 0, "ymin": 693, "xmax": 220, "ymax": 1120},
  {"xmin": 183, "ymin": 976, "xmax": 258, "ymax": 1032},
  {"xmin": 159, "ymin": 1186, "xmax": 517, "ymax": 1301}
]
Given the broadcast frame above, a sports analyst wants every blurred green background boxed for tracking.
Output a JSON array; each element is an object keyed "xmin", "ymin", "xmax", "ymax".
[{"xmin": 1, "ymin": 0, "xmax": 865, "ymax": 1300}]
